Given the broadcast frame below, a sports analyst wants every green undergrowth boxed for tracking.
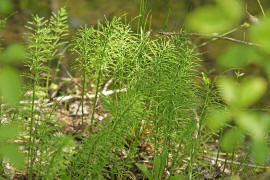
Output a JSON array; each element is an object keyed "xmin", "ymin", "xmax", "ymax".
[
  {"xmin": 0, "ymin": 7, "xmax": 211, "ymax": 180},
  {"xmin": 1, "ymin": 0, "xmax": 270, "ymax": 179},
  {"xmin": 70, "ymin": 17, "xmax": 201, "ymax": 179}
]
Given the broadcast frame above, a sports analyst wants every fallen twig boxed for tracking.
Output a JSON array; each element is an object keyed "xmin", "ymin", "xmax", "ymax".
[
  {"xmin": 159, "ymin": 23, "xmax": 261, "ymax": 47},
  {"xmin": 202, "ymin": 155, "xmax": 270, "ymax": 169},
  {"xmin": 158, "ymin": 32, "xmax": 260, "ymax": 47}
]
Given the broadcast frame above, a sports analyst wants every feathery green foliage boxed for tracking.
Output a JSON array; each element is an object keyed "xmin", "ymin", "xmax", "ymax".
[
  {"xmin": 70, "ymin": 16, "xmax": 200, "ymax": 179},
  {"xmin": 24, "ymin": 8, "xmax": 71, "ymax": 179},
  {"xmin": 4, "ymin": 1, "xmax": 270, "ymax": 178}
]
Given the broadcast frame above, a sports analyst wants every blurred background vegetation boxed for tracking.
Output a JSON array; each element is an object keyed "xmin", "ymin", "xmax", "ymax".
[
  {"xmin": 1, "ymin": 0, "xmax": 270, "ymax": 69},
  {"xmin": 1, "ymin": 0, "xmax": 270, "ymax": 178},
  {"xmin": 1, "ymin": 0, "xmax": 268, "ymax": 107}
]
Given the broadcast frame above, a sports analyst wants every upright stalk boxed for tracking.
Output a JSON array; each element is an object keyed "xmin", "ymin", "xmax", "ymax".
[
  {"xmin": 45, "ymin": 60, "xmax": 52, "ymax": 92},
  {"xmin": 222, "ymin": 152, "xmax": 229, "ymax": 173},
  {"xmin": 90, "ymin": 67, "xmax": 102, "ymax": 132},
  {"xmin": 89, "ymin": 35, "xmax": 109, "ymax": 132},
  {"xmin": 230, "ymin": 150, "xmax": 235, "ymax": 175},
  {"xmin": 81, "ymin": 43, "xmax": 88, "ymax": 127},
  {"xmin": 28, "ymin": 61, "xmax": 38, "ymax": 180},
  {"xmin": 189, "ymin": 88, "xmax": 209, "ymax": 179},
  {"xmin": 81, "ymin": 69, "xmax": 86, "ymax": 126},
  {"xmin": 52, "ymin": 53, "xmax": 63, "ymax": 84},
  {"xmin": 213, "ymin": 130, "xmax": 223, "ymax": 179}
]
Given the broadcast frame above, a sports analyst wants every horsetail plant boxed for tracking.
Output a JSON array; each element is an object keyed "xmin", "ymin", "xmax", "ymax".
[
  {"xmin": 25, "ymin": 15, "xmax": 52, "ymax": 179},
  {"xmin": 72, "ymin": 19, "xmax": 116, "ymax": 130},
  {"xmin": 1, "ymin": 0, "xmax": 269, "ymax": 179},
  {"xmin": 24, "ymin": 8, "xmax": 68, "ymax": 178},
  {"xmin": 46, "ymin": 7, "xmax": 69, "ymax": 88},
  {"xmin": 72, "ymin": 26, "xmax": 93, "ymax": 127},
  {"xmin": 70, "ymin": 17, "xmax": 147, "ymax": 178},
  {"xmin": 69, "ymin": 16, "xmax": 201, "ymax": 179}
]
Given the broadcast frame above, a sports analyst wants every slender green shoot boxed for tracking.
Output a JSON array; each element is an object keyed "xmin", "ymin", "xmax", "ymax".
[
  {"xmin": 137, "ymin": 0, "xmax": 148, "ymax": 34},
  {"xmin": 163, "ymin": 0, "xmax": 171, "ymax": 31},
  {"xmin": 257, "ymin": 0, "xmax": 265, "ymax": 17}
]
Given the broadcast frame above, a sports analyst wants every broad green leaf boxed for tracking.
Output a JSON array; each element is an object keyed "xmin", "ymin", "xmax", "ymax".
[
  {"xmin": 251, "ymin": 140, "xmax": 269, "ymax": 164},
  {"xmin": 154, "ymin": 149, "xmax": 167, "ymax": 180},
  {"xmin": 218, "ymin": 77, "xmax": 267, "ymax": 108},
  {"xmin": 263, "ymin": 60, "xmax": 270, "ymax": 80},
  {"xmin": 236, "ymin": 112, "xmax": 265, "ymax": 140},
  {"xmin": 136, "ymin": 163, "xmax": 153, "ymax": 180},
  {"xmin": 187, "ymin": 7, "xmax": 230, "ymax": 34},
  {"xmin": 218, "ymin": 45, "xmax": 260, "ymax": 68},
  {"xmin": 206, "ymin": 109, "xmax": 231, "ymax": 131},
  {"xmin": 218, "ymin": 77, "xmax": 238, "ymax": 106},
  {"xmin": 221, "ymin": 127, "xmax": 244, "ymax": 152},
  {"xmin": 230, "ymin": 176, "xmax": 241, "ymax": 180},
  {"xmin": 218, "ymin": 0, "xmax": 243, "ymax": 20},
  {"xmin": 61, "ymin": 172, "xmax": 72, "ymax": 180},
  {"xmin": 250, "ymin": 13, "xmax": 270, "ymax": 54},
  {"xmin": 0, "ymin": 143, "xmax": 25, "ymax": 168},
  {"xmin": 187, "ymin": 0, "xmax": 243, "ymax": 34},
  {"xmin": 258, "ymin": 113, "xmax": 270, "ymax": 131},
  {"xmin": 0, "ymin": 43, "xmax": 26, "ymax": 63},
  {"xmin": 167, "ymin": 175, "xmax": 184, "ymax": 180},
  {"xmin": 0, "ymin": 0, "xmax": 13, "ymax": 14},
  {"xmin": 238, "ymin": 78, "xmax": 267, "ymax": 108},
  {"xmin": 160, "ymin": 148, "xmax": 167, "ymax": 172},
  {"xmin": 0, "ymin": 124, "xmax": 21, "ymax": 142},
  {"xmin": 154, "ymin": 156, "xmax": 161, "ymax": 180},
  {"xmin": 0, "ymin": 67, "xmax": 21, "ymax": 105}
]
